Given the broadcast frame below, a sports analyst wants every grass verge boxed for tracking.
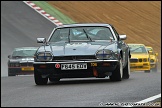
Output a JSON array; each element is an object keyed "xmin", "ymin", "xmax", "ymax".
[{"xmin": 32, "ymin": 1, "xmax": 75, "ymax": 24}]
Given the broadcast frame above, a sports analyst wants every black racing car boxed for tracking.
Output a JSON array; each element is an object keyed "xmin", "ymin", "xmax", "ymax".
[
  {"xmin": 8, "ymin": 47, "xmax": 38, "ymax": 76},
  {"xmin": 34, "ymin": 23, "xmax": 131, "ymax": 85}
]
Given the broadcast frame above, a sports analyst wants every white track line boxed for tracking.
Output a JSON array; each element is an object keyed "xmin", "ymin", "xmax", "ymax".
[
  {"xmin": 136, "ymin": 93, "xmax": 161, "ymax": 103},
  {"xmin": 122, "ymin": 93, "xmax": 161, "ymax": 107}
]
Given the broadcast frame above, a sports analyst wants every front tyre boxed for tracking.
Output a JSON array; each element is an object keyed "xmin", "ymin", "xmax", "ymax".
[
  {"xmin": 8, "ymin": 73, "xmax": 16, "ymax": 76},
  {"xmin": 8, "ymin": 68, "xmax": 16, "ymax": 76},
  {"xmin": 144, "ymin": 70, "xmax": 150, "ymax": 73},
  {"xmin": 123, "ymin": 56, "xmax": 130, "ymax": 79},
  {"xmin": 34, "ymin": 69, "xmax": 48, "ymax": 85},
  {"xmin": 110, "ymin": 57, "xmax": 123, "ymax": 81}
]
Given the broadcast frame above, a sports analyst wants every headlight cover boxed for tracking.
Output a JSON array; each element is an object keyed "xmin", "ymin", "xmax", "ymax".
[
  {"xmin": 143, "ymin": 58, "xmax": 147, "ymax": 62},
  {"xmin": 36, "ymin": 52, "xmax": 53, "ymax": 61},
  {"xmin": 9, "ymin": 62, "xmax": 20, "ymax": 67},
  {"xmin": 95, "ymin": 49, "xmax": 114, "ymax": 60},
  {"xmin": 150, "ymin": 59, "xmax": 154, "ymax": 63}
]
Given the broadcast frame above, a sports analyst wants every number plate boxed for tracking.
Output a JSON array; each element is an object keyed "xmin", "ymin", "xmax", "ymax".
[
  {"xmin": 61, "ymin": 63, "xmax": 87, "ymax": 70},
  {"xmin": 21, "ymin": 67, "xmax": 34, "ymax": 71}
]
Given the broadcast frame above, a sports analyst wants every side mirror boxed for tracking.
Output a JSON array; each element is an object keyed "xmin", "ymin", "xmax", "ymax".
[
  {"xmin": 119, "ymin": 35, "xmax": 127, "ymax": 40},
  {"xmin": 8, "ymin": 55, "xmax": 11, "ymax": 58},
  {"xmin": 155, "ymin": 53, "xmax": 158, "ymax": 56},
  {"xmin": 148, "ymin": 50, "xmax": 153, "ymax": 55},
  {"xmin": 37, "ymin": 38, "xmax": 46, "ymax": 43}
]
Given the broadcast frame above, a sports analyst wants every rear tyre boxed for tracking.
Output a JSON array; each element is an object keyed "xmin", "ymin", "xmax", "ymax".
[
  {"xmin": 123, "ymin": 56, "xmax": 130, "ymax": 79},
  {"xmin": 110, "ymin": 57, "xmax": 123, "ymax": 81},
  {"xmin": 34, "ymin": 69, "xmax": 48, "ymax": 85}
]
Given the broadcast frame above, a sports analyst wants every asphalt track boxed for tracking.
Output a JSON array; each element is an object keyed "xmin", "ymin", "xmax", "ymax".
[
  {"xmin": 1, "ymin": 1, "xmax": 56, "ymax": 77},
  {"xmin": 1, "ymin": 1, "xmax": 161, "ymax": 107},
  {"xmin": 1, "ymin": 72, "xmax": 161, "ymax": 107}
]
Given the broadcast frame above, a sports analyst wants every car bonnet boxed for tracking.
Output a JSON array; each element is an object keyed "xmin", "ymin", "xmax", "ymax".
[
  {"xmin": 131, "ymin": 53, "xmax": 149, "ymax": 58},
  {"xmin": 37, "ymin": 41, "xmax": 117, "ymax": 56},
  {"xmin": 9, "ymin": 57, "xmax": 34, "ymax": 62}
]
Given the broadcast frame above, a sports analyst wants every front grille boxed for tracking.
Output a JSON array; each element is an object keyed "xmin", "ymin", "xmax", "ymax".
[
  {"xmin": 20, "ymin": 63, "xmax": 33, "ymax": 66},
  {"xmin": 20, "ymin": 63, "xmax": 27, "ymax": 66},
  {"xmin": 28, "ymin": 63, "xmax": 33, "ymax": 66},
  {"xmin": 130, "ymin": 59, "xmax": 138, "ymax": 62},
  {"xmin": 53, "ymin": 56, "xmax": 96, "ymax": 61}
]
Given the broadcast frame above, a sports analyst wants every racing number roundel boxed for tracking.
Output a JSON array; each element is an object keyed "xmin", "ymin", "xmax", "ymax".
[{"xmin": 55, "ymin": 63, "xmax": 60, "ymax": 68}]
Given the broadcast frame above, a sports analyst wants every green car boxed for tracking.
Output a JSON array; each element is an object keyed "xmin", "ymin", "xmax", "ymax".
[{"xmin": 8, "ymin": 47, "xmax": 38, "ymax": 76}]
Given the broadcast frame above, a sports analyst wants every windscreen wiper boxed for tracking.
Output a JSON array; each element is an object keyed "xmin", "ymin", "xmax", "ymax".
[
  {"xmin": 68, "ymin": 28, "xmax": 71, "ymax": 43},
  {"xmin": 83, "ymin": 29, "xmax": 92, "ymax": 41}
]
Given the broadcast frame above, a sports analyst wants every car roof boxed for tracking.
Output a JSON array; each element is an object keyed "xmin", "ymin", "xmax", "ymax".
[
  {"xmin": 56, "ymin": 23, "xmax": 112, "ymax": 28},
  {"xmin": 146, "ymin": 46, "xmax": 152, "ymax": 48}
]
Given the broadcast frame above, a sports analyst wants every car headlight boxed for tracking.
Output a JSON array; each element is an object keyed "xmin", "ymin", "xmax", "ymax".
[
  {"xmin": 9, "ymin": 62, "xmax": 20, "ymax": 67},
  {"xmin": 150, "ymin": 59, "xmax": 154, "ymax": 63},
  {"xmin": 95, "ymin": 49, "xmax": 113, "ymax": 60},
  {"xmin": 36, "ymin": 52, "xmax": 53, "ymax": 61},
  {"xmin": 143, "ymin": 58, "xmax": 147, "ymax": 62}
]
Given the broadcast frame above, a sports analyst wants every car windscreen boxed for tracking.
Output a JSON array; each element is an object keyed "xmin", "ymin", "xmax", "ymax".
[
  {"xmin": 12, "ymin": 49, "xmax": 37, "ymax": 57},
  {"xmin": 49, "ymin": 26, "xmax": 114, "ymax": 42},
  {"xmin": 129, "ymin": 45, "xmax": 147, "ymax": 54}
]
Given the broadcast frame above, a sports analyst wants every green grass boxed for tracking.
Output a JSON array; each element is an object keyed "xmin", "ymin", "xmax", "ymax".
[{"xmin": 32, "ymin": 1, "xmax": 76, "ymax": 24}]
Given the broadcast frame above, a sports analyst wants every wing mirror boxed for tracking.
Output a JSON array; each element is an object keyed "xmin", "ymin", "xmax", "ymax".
[
  {"xmin": 155, "ymin": 53, "xmax": 158, "ymax": 56},
  {"xmin": 148, "ymin": 50, "xmax": 153, "ymax": 55},
  {"xmin": 37, "ymin": 38, "xmax": 46, "ymax": 43},
  {"xmin": 119, "ymin": 35, "xmax": 127, "ymax": 40},
  {"xmin": 8, "ymin": 55, "xmax": 11, "ymax": 58}
]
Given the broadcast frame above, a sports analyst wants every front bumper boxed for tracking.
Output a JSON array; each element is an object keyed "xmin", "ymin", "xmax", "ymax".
[
  {"xmin": 33, "ymin": 60, "xmax": 119, "ymax": 78},
  {"xmin": 150, "ymin": 62, "xmax": 156, "ymax": 68},
  {"xmin": 130, "ymin": 62, "xmax": 150, "ymax": 71},
  {"xmin": 8, "ymin": 67, "xmax": 34, "ymax": 75}
]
